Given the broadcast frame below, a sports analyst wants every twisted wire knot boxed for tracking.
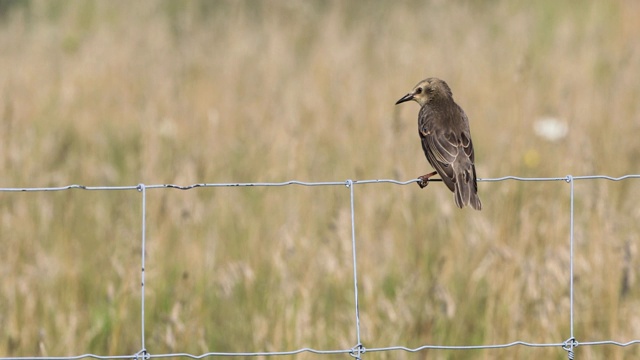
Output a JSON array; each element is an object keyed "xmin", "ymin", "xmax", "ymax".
[
  {"xmin": 562, "ymin": 337, "xmax": 578, "ymax": 359},
  {"xmin": 134, "ymin": 349, "xmax": 150, "ymax": 360},
  {"xmin": 349, "ymin": 343, "xmax": 365, "ymax": 360}
]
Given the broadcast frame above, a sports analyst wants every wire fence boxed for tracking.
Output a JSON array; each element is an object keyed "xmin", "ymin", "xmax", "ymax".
[{"xmin": 2, "ymin": 174, "xmax": 640, "ymax": 360}]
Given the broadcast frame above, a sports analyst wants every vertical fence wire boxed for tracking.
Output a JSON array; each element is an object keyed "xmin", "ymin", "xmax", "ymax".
[
  {"xmin": 563, "ymin": 176, "xmax": 577, "ymax": 359},
  {"xmin": 569, "ymin": 176, "xmax": 574, "ymax": 340},
  {"xmin": 138, "ymin": 184, "xmax": 148, "ymax": 357},
  {"xmin": 346, "ymin": 180, "xmax": 364, "ymax": 358}
]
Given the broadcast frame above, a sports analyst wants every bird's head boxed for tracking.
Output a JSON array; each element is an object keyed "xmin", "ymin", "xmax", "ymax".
[{"xmin": 395, "ymin": 77, "xmax": 453, "ymax": 107}]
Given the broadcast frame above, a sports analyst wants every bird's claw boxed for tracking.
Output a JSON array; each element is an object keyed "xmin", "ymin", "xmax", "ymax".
[
  {"xmin": 417, "ymin": 176, "xmax": 429, "ymax": 188},
  {"xmin": 417, "ymin": 171, "xmax": 438, "ymax": 189}
]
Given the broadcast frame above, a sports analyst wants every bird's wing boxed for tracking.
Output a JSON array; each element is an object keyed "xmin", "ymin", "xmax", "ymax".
[
  {"xmin": 418, "ymin": 107, "xmax": 477, "ymax": 193},
  {"xmin": 418, "ymin": 109, "xmax": 459, "ymax": 192},
  {"xmin": 459, "ymin": 110, "xmax": 475, "ymax": 163},
  {"xmin": 457, "ymin": 110, "xmax": 480, "ymax": 193}
]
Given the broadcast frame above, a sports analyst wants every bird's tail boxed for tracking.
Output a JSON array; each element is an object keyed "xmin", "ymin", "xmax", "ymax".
[{"xmin": 454, "ymin": 167, "xmax": 482, "ymax": 210}]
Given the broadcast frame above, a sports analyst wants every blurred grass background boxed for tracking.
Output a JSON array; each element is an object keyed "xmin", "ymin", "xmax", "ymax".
[{"xmin": 1, "ymin": 0, "xmax": 640, "ymax": 359}]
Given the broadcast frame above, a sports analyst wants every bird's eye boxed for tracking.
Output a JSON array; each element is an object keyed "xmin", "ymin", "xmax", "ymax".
[{"xmin": 415, "ymin": 87, "xmax": 422, "ymax": 94}]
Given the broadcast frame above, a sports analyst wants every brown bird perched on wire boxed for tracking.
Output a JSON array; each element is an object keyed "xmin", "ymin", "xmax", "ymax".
[{"xmin": 395, "ymin": 77, "xmax": 482, "ymax": 210}]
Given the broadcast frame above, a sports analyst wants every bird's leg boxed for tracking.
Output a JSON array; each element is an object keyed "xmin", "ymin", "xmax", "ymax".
[{"xmin": 417, "ymin": 171, "xmax": 438, "ymax": 189}]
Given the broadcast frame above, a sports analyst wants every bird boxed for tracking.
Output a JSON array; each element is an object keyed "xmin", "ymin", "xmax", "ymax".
[{"xmin": 395, "ymin": 77, "xmax": 482, "ymax": 210}]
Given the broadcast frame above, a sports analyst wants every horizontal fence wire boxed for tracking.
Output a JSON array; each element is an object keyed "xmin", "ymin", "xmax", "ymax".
[
  {"xmin": 3, "ymin": 174, "xmax": 640, "ymax": 193},
  {"xmin": 2, "ymin": 174, "xmax": 640, "ymax": 360}
]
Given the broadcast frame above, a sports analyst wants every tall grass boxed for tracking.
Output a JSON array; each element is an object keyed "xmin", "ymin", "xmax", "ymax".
[{"xmin": 1, "ymin": 1, "xmax": 639, "ymax": 359}]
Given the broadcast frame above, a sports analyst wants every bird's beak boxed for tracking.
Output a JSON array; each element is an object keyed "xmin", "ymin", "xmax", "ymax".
[{"xmin": 395, "ymin": 93, "xmax": 414, "ymax": 105}]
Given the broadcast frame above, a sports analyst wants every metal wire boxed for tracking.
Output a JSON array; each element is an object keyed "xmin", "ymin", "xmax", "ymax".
[
  {"xmin": 2, "ymin": 174, "xmax": 640, "ymax": 360},
  {"xmin": 3, "ymin": 174, "xmax": 640, "ymax": 193},
  {"xmin": 346, "ymin": 180, "xmax": 362, "ymax": 352},
  {"xmin": 567, "ymin": 176, "xmax": 576, "ymax": 360},
  {"xmin": 137, "ymin": 184, "xmax": 148, "ymax": 356}
]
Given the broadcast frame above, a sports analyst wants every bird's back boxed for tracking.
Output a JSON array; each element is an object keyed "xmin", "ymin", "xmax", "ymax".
[{"xmin": 418, "ymin": 101, "xmax": 481, "ymax": 210}]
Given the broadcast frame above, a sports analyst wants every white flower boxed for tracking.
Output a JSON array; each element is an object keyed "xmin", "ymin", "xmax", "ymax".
[{"xmin": 533, "ymin": 117, "xmax": 568, "ymax": 142}]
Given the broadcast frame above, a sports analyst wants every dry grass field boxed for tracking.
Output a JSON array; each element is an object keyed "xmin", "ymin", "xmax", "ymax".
[{"xmin": 1, "ymin": 1, "xmax": 640, "ymax": 359}]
